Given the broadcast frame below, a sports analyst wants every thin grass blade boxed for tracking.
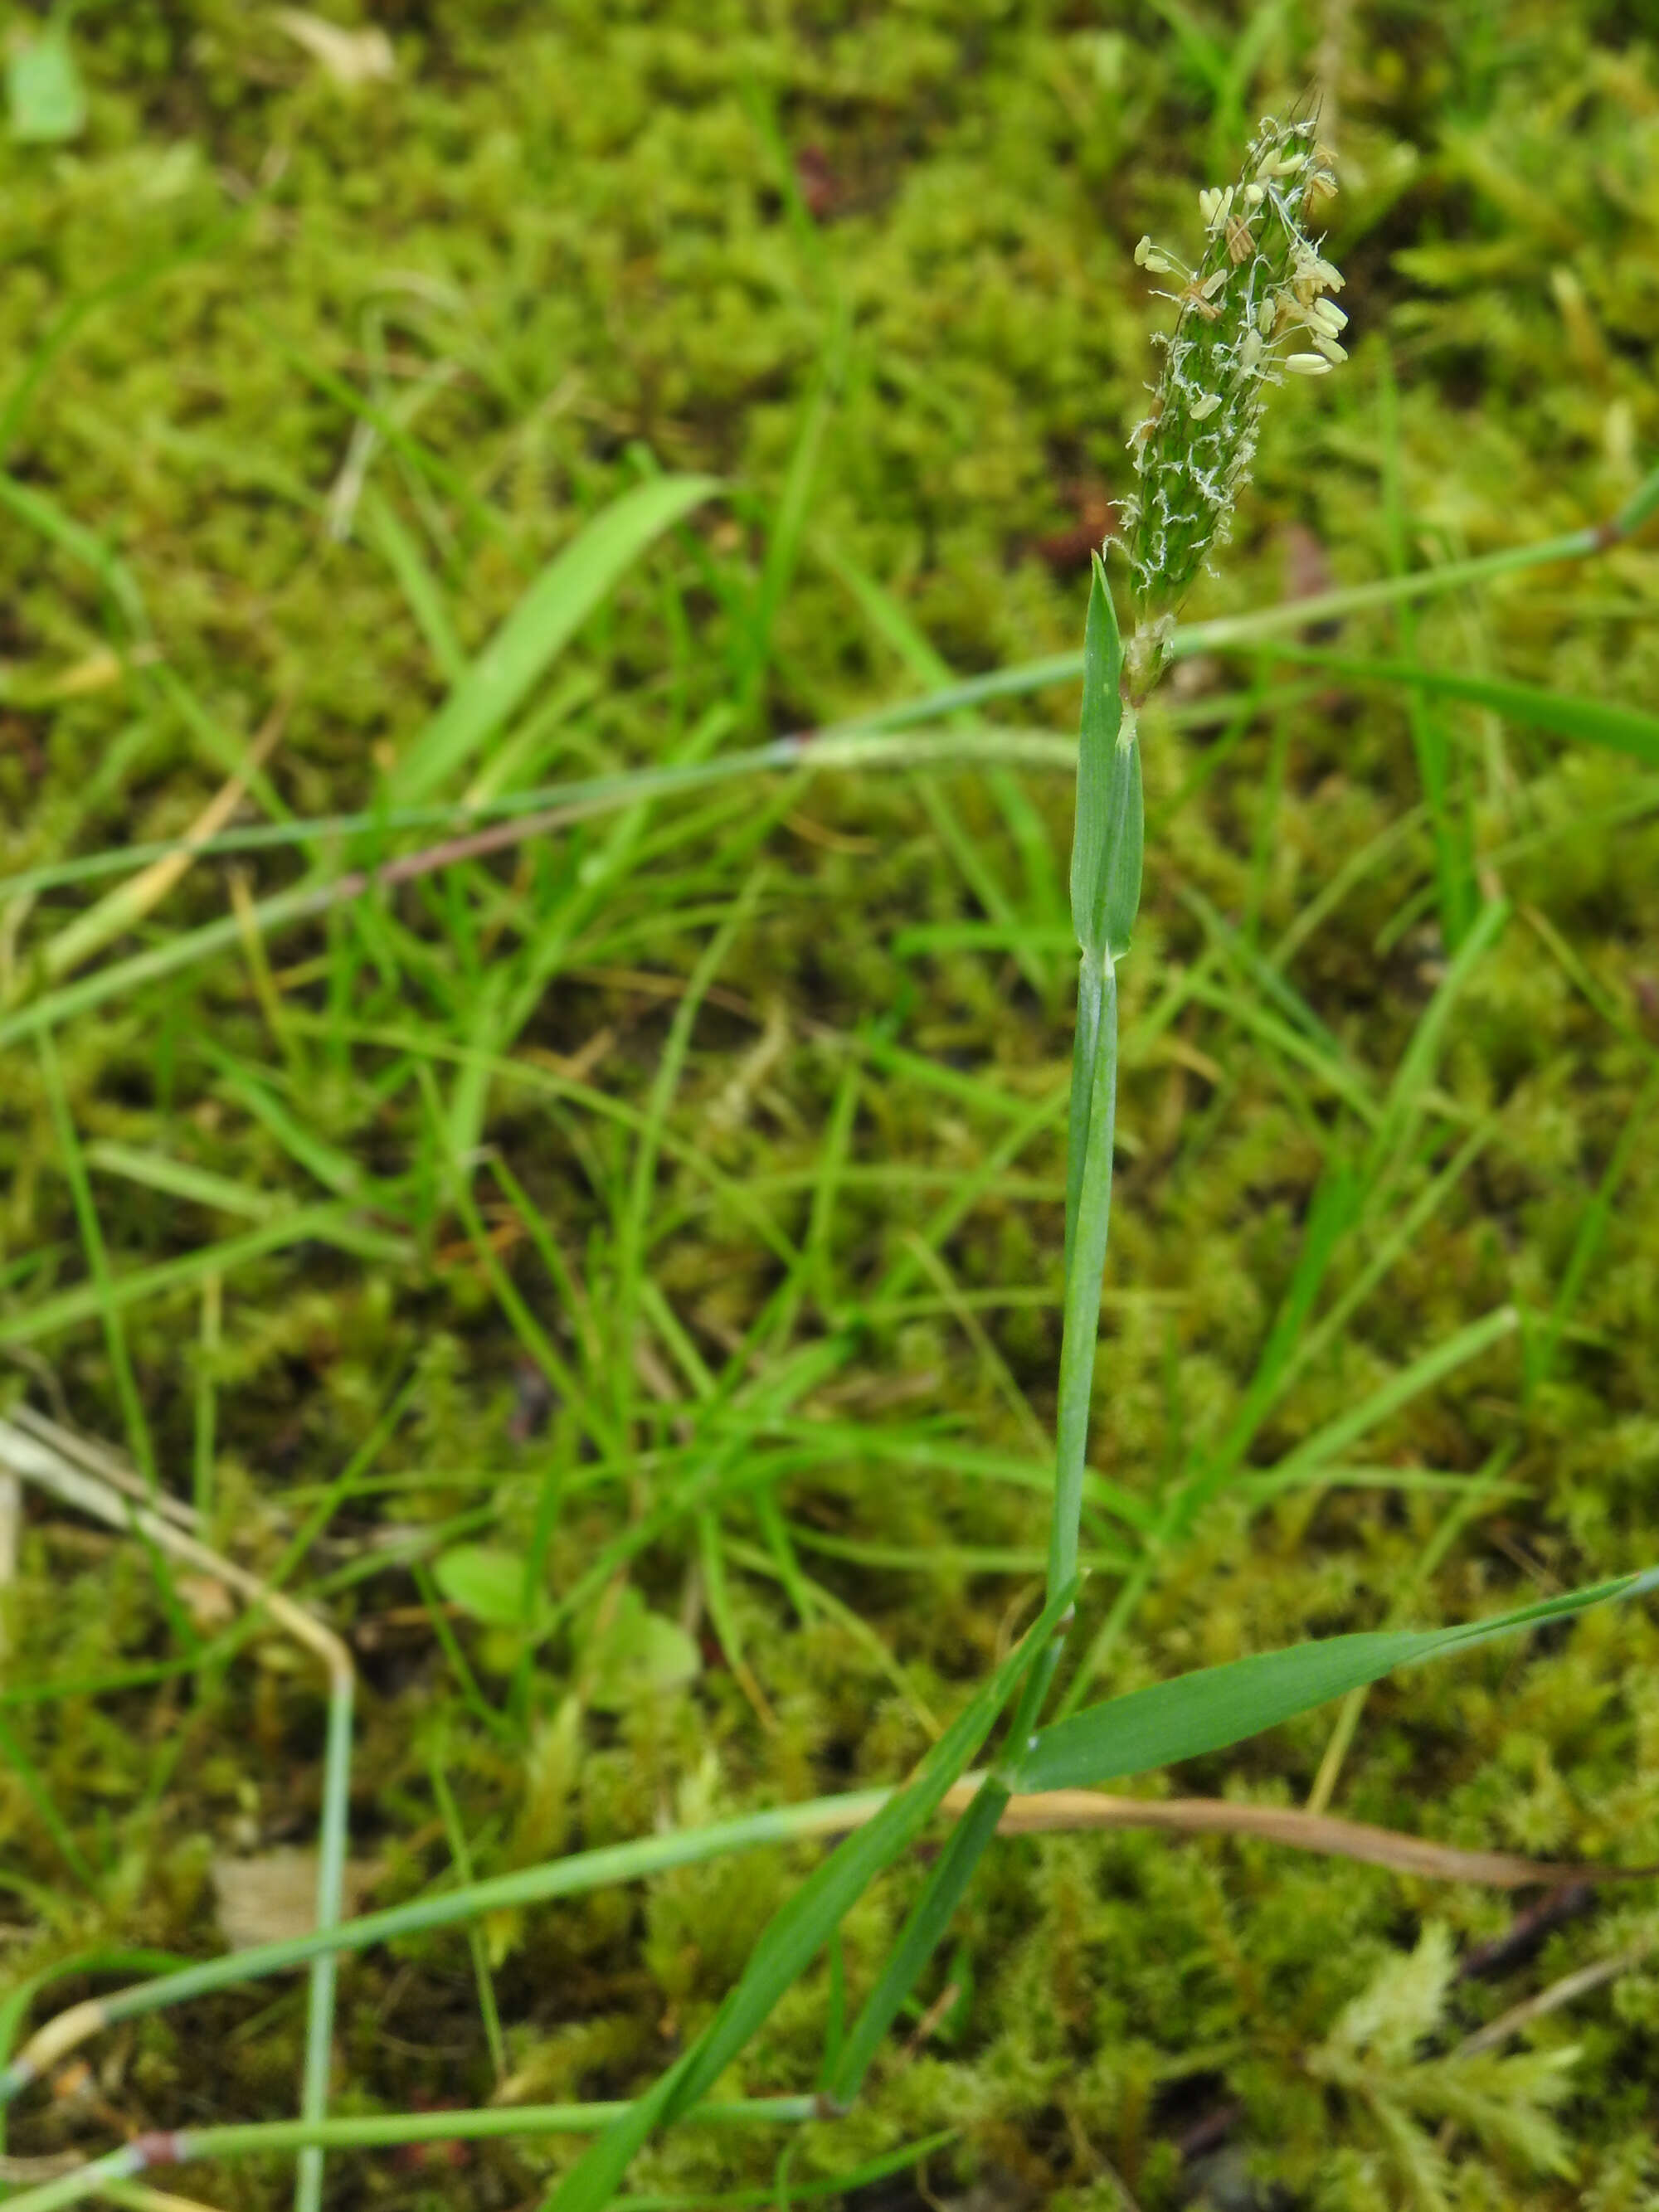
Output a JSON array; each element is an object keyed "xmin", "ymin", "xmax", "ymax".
[
  {"xmin": 543, "ymin": 1579, "xmax": 1077, "ymax": 2211},
  {"xmin": 1019, "ymin": 1570, "xmax": 1657, "ymax": 1794},
  {"xmin": 1241, "ymin": 643, "xmax": 1659, "ymax": 768},
  {"xmin": 391, "ymin": 474, "xmax": 721, "ymax": 802}
]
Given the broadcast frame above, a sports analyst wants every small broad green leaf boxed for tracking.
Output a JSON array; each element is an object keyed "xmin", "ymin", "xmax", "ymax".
[
  {"xmin": 583, "ymin": 1587, "xmax": 701, "ymax": 1711},
  {"xmin": 7, "ymin": 31, "xmax": 87, "ymax": 144},
  {"xmin": 433, "ymin": 1544, "xmax": 552, "ymax": 1636},
  {"xmin": 390, "ymin": 473, "xmax": 722, "ymax": 803},
  {"xmin": 1021, "ymin": 1569, "xmax": 1657, "ymax": 1794}
]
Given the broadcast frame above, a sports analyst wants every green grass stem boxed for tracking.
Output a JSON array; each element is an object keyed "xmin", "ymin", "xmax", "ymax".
[{"xmin": 0, "ymin": 2101, "xmax": 824, "ymax": 2212}]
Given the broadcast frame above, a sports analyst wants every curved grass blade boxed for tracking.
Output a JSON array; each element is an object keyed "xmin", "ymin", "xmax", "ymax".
[
  {"xmin": 544, "ymin": 1578, "xmax": 1077, "ymax": 2212},
  {"xmin": 1022, "ymin": 1570, "xmax": 1657, "ymax": 1795},
  {"xmin": 1233, "ymin": 642, "xmax": 1659, "ymax": 767},
  {"xmin": 390, "ymin": 474, "xmax": 722, "ymax": 802},
  {"xmin": 821, "ymin": 1629, "xmax": 1061, "ymax": 2108}
]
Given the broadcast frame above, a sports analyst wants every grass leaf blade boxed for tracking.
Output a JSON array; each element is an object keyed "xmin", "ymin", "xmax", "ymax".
[
  {"xmin": 1239, "ymin": 643, "xmax": 1659, "ymax": 768},
  {"xmin": 390, "ymin": 474, "xmax": 721, "ymax": 803},
  {"xmin": 544, "ymin": 1578, "xmax": 1077, "ymax": 2210},
  {"xmin": 1020, "ymin": 1572, "xmax": 1657, "ymax": 1794}
]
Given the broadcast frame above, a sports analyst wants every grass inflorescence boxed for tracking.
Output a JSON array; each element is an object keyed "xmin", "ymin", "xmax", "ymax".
[{"xmin": 1121, "ymin": 108, "xmax": 1345, "ymax": 697}]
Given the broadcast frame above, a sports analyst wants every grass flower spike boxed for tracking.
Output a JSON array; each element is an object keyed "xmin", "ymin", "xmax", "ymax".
[{"xmin": 1121, "ymin": 111, "xmax": 1343, "ymax": 701}]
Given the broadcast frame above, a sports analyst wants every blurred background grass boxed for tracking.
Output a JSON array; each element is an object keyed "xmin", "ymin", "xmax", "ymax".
[{"xmin": 2, "ymin": 2, "xmax": 1659, "ymax": 2207}]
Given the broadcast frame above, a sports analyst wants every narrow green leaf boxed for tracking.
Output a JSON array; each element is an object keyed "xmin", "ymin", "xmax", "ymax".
[
  {"xmin": 1611, "ymin": 459, "xmax": 1659, "ymax": 539},
  {"xmin": 201, "ymin": 1048, "xmax": 366, "ymax": 1201},
  {"xmin": 1020, "ymin": 1570, "xmax": 1657, "ymax": 1794},
  {"xmin": 826, "ymin": 1777, "xmax": 1008, "ymax": 2105},
  {"xmin": 1186, "ymin": 1159, "xmax": 1360, "ymax": 1503},
  {"xmin": 0, "ymin": 472, "xmax": 148, "ymax": 635},
  {"xmin": 1241, "ymin": 642, "xmax": 1659, "ymax": 768},
  {"xmin": 0, "ymin": 1714, "xmax": 98, "ymax": 1893},
  {"xmin": 84, "ymin": 1140, "xmax": 284, "ymax": 1222},
  {"xmin": 1052, "ymin": 965, "xmax": 1120, "ymax": 1597},
  {"xmin": 1183, "ymin": 974, "xmax": 1379, "ymax": 1125},
  {"xmin": 1069, "ymin": 555, "xmax": 1137, "ymax": 958},
  {"xmin": 362, "ymin": 487, "xmax": 466, "ymax": 683},
  {"xmin": 0, "ymin": 1206, "xmax": 414, "ymax": 1348},
  {"xmin": 825, "ymin": 1626, "xmax": 1061, "ymax": 2106},
  {"xmin": 391, "ymin": 474, "xmax": 721, "ymax": 802},
  {"xmin": 1366, "ymin": 899, "xmax": 1510, "ymax": 1183},
  {"xmin": 756, "ymin": 1418, "xmax": 1155, "ymax": 1534},
  {"xmin": 0, "ymin": 886, "xmax": 319, "ymax": 1056},
  {"xmin": 1261, "ymin": 1305, "xmax": 1518, "ymax": 1495},
  {"xmin": 817, "ymin": 529, "xmax": 1068, "ymax": 975},
  {"xmin": 545, "ymin": 1578, "xmax": 1077, "ymax": 2211},
  {"xmin": 741, "ymin": 326, "xmax": 842, "ymax": 718}
]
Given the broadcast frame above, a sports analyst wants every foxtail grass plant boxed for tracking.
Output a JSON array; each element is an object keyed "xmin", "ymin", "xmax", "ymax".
[
  {"xmin": 7, "ymin": 106, "xmax": 1659, "ymax": 2212},
  {"xmin": 1055, "ymin": 108, "xmax": 1344, "ymax": 1652}
]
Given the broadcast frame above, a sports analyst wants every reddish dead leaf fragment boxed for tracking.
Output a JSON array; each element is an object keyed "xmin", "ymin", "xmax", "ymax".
[
  {"xmin": 508, "ymin": 1358, "xmax": 557, "ymax": 1443},
  {"xmin": 1281, "ymin": 518, "xmax": 1336, "ymax": 608},
  {"xmin": 392, "ymin": 2097, "xmax": 471, "ymax": 2172},
  {"xmin": 795, "ymin": 143, "xmax": 841, "ymax": 221},
  {"xmin": 1457, "ymin": 1881, "xmax": 1595, "ymax": 1980},
  {"xmin": 1034, "ymin": 482, "xmax": 1119, "ymax": 572}
]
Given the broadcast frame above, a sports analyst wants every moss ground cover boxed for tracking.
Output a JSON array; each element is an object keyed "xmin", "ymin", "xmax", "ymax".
[{"xmin": 2, "ymin": 2, "xmax": 1659, "ymax": 2207}]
